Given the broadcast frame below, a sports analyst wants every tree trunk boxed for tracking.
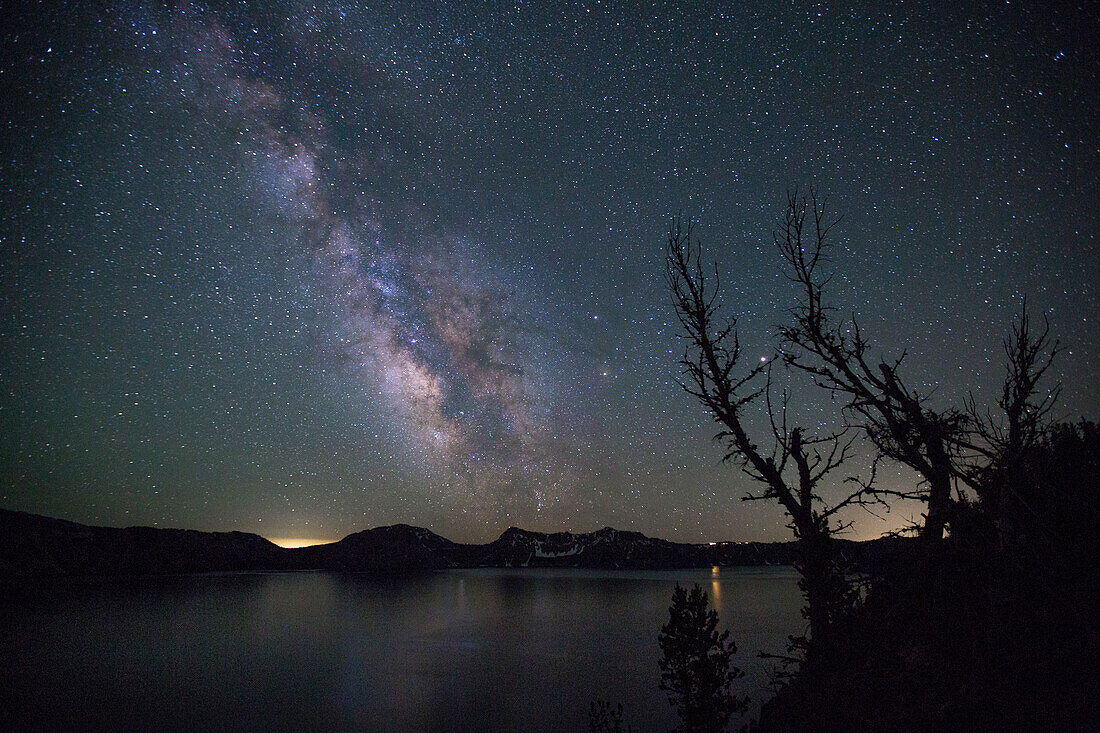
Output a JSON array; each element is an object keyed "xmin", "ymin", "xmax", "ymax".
[{"xmin": 921, "ymin": 435, "xmax": 953, "ymax": 543}]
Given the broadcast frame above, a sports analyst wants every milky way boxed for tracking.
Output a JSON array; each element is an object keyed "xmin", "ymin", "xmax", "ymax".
[
  {"xmin": 164, "ymin": 6, "xmax": 569, "ymax": 511},
  {"xmin": 2, "ymin": 1, "xmax": 1096, "ymax": 542}
]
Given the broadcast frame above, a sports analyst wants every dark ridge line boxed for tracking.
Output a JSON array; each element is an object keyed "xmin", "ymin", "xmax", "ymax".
[{"xmin": 0, "ymin": 508, "xmax": 915, "ymax": 578}]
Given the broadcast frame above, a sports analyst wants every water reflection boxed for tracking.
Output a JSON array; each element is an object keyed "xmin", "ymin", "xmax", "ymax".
[
  {"xmin": 1, "ymin": 568, "xmax": 800, "ymax": 733},
  {"xmin": 711, "ymin": 565, "xmax": 723, "ymax": 612}
]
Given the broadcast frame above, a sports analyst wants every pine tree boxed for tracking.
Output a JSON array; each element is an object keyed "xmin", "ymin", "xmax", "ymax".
[{"xmin": 658, "ymin": 583, "xmax": 747, "ymax": 732}]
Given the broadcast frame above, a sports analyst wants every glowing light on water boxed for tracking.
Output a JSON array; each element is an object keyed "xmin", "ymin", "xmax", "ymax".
[{"xmin": 711, "ymin": 565, "xmax": 723, "ymax": 611}]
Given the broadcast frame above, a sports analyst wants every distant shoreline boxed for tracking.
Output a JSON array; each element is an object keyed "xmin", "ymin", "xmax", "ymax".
[{"xmin": 0, "ymin": 507, "xmax": 914, "ymax": 578}]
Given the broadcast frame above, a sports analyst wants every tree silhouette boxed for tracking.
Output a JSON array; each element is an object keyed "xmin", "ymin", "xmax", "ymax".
[
  {"xmin": 658, "ymin": 583, "xmax": 746, "ymax": 732},
  {"xmin": 666, "ymin": 218, "xmax": 866, "ymax": 671},
  {"xmin": 962, "ymin": 304, "xmax": 1061, "ymax": 542},
  {"xmin": 771, "ymin": 189, "xmax": 968, "ymax": 546},
  {"xmin": 668, "ymin": 190, "xmax": 1076, "ymax": 731}
]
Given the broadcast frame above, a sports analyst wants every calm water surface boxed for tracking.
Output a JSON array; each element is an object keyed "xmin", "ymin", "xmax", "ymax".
[{"xmin": 1, "ymin": 567, "xmax": 801, "ymax": 732}]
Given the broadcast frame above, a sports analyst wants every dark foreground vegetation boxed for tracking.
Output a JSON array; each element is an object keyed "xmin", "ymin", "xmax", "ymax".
[
  {"xmin": 756, "ymin": 419, "xmax": 1099, "ymax": 732},
  {"xmin": 662, "ymin": 191, "xmax": 1099, "ymax": 731}
]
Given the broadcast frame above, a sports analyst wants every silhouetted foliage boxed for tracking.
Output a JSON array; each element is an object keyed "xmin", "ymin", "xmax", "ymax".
[
  {"xmin": 963, "ymin": 310, "xmax": 1064, "ymax": 522},
  {"xmin": 658, "ymin": 583, "xmax": 747, "ymax": 732},
  {"xmin": 759, "ymin": 419, "xmax": 1100, "ymax": 732},
  {"xmin": 588, "ymin": 700, "xmax": 632, "ymax": 733},
  {"xmin": 666, "ymin": 217, "xmax": 865, "ymax": 679},
  {"xmin": 668, "ymin": 189, "xmax": 1092, "ymax": 731},
  {"xmin": 771, "ymin": 189, "xmax": 967, "ymax": 546}
]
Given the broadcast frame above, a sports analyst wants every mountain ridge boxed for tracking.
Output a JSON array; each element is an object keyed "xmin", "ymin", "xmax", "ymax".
[{"xmin": 0, "ymin": 508, "xmax": 914, "ymax": 577}]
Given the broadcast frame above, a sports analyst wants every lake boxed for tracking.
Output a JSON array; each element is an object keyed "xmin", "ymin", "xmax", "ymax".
[{"xmin": 1, "ymin": 567, "xmax": 802, "ymax": 732}]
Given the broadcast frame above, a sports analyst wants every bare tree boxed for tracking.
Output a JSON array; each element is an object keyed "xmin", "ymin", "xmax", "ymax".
[
  {"xmin": 963, "ymin": 305, "xmax": 1061, "ymax": 539},
  {"xmin": 666, "ymin": 217, "xmax": 867, "ymax": 664},
  {"xmin": 668, "ymin": 191, "xmax": 1072, "ymax": 731},
  {"xmin": 772, "ymin": 189, "xmax": 967, "ymax": 545}
]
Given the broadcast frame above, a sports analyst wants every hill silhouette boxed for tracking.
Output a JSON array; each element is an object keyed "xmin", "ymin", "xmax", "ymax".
[{"xmin": 0, "ymin": 508, "xmax": 912, "ymax": 577}]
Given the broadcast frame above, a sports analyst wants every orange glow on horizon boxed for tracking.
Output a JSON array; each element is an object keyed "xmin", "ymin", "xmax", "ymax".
[{"xmin": 267, "ymin": 537, "xmax": 337, "ymax": 549}]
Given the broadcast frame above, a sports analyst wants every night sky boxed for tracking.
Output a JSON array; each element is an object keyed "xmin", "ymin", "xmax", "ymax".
[{"xmin": 2, "ymin": 2, "xmax": 1097, "ymax": 545}]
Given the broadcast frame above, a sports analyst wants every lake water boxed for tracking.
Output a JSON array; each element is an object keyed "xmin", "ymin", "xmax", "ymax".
[{"xmin": 1, "ymin": 567, "xmax": 802, "ymax": 732}]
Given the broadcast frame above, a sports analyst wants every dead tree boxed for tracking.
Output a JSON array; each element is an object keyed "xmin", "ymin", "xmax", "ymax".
[
  {"xmin": 773, "ymin": 190, "xmax": 966, "ymax": 546},
  {"xmin": 963, "ymin": 305, "xmax": 1061, "ymax": 539},
  {"xmin": 666, "ymin": 217, "xmax": 867, "ymax": 666}
]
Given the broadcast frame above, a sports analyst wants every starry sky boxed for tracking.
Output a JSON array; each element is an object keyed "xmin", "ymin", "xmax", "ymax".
[{"xmin": 2, "ymin": 1, "xmax": 1097, "ymax": 545}]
